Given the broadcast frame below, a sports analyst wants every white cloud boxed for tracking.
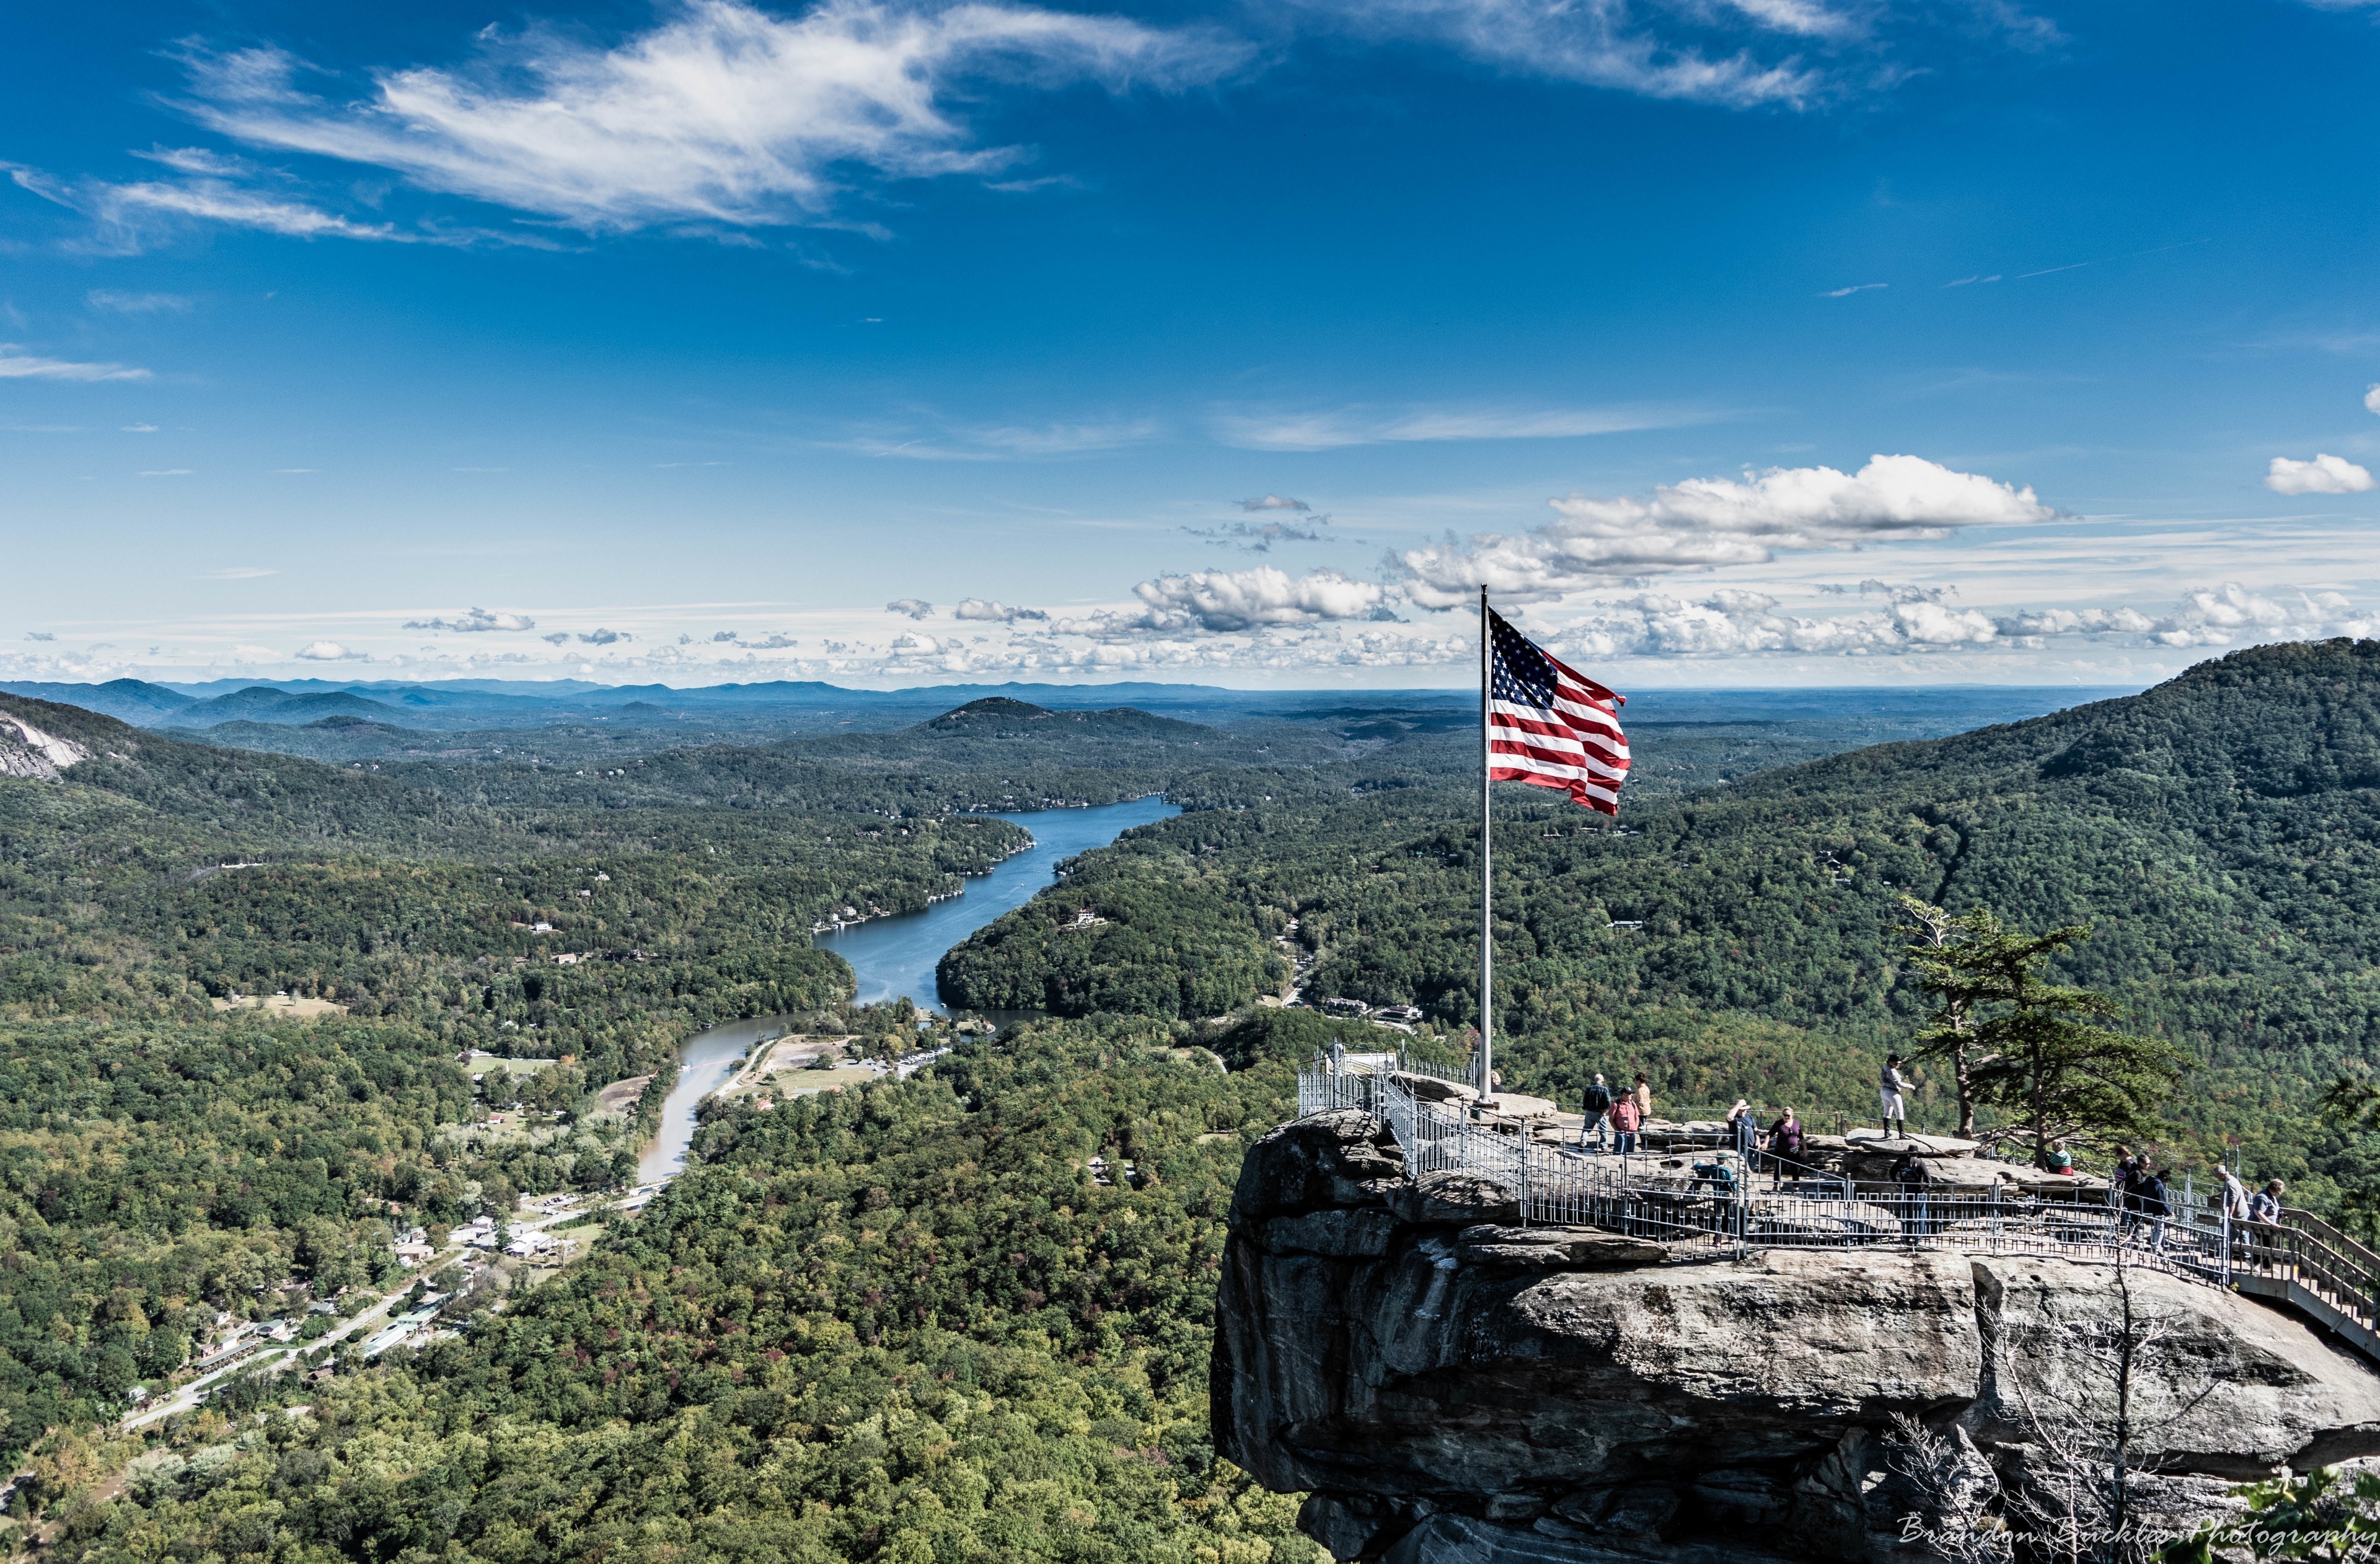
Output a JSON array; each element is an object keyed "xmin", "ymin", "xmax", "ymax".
[
  {"xmin": 578, "ymin": 627, "xmax": 630, "ymax": 645},
  {"xmin": 1212, "ymin": 402, "xmax": 1701, "ymax": 451},
  {"xmin": 201, "ymin": 567, "xmax": 277, "ymax": 580},
  {"xmin": 124, "ymin": 423, "xmax": 159, "ymax": 433},
  {"xmin": 1547, "ymin": 591, "xmax": 2003, "ymax": 659},
  {"xmin": 24, "ymin": 632, "xmax": 55, "ymax": 642},
  {"xmin": 1292, "ymin": 0, "xmax": 1828, "ymax": 107},
  {"xmin": 1062, "ymin": 566, "xmax": 1390, "ymax": 635},
  {"xmin": 0, "ymin": 346, "xmax": 151, "ymax": 382},
  {"xmin": 1401, "ymin": 454, "xmax": 2056, "ymax": 608},
  {"xmin": 404, "ymin": 606, "xmax": 537, "ymax": 632},
  {"xmin": 87, "ymin": 289, "xmax": 193, "ymax": 313},
  {"xmin": 2366, "ymin": 383, "xmax": 2380, "ymax": 417},
  {"xmin": 886, "ymin": 598, "xmax": 935, "ymax": 619},
  {"xmin": 953, "ymin": 598, "xmax": 1047, "ymax": 622},
  {"xmin": 2142, "ymin": 584, "xmax": 2376, "ymax": 649},
  {"xmin": 1819, "ymin": 282, "xmax": 1887, "ymax": 297},
  {"xmin": 295, "ymin": 640, "xmax": 362, "ymax": 660},
  {"xmin": 175, "ymin": 5, "xmax": 1250, "ymax": 234},
  {"xmin": 1238, "ymin": 493, "xmax": 1310, "ymax": 512},
  {"xmin": 2265, "ymin": 453, "xmax": 2376, "ymax": 495},
  {"xmin": 1993, "ymin": 606, "xmax": 2154, "ymax": 637},
  {"xmin": 139, "ymin": 468, "xmax": 194, "ymax": 476}
]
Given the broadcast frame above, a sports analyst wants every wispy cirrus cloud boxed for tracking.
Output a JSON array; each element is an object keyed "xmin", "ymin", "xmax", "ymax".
[
  {"xmin": 841, "ymin": 417, "xmax": 1161, "ymax": 460},
  {"xmin": 165, "ymin": 3, "xmax": 1250, "ymax": 236},
  {"xmin": 1211, "ymin": 402, "xmax": 1709, "ymax": 452},
  {"xmin": 87, "ymin": 289, "xmax": 194, "ymax": 314},
  {"xmin": 0, "ymin": 345, "xmax": 151, "ymax": 382}
]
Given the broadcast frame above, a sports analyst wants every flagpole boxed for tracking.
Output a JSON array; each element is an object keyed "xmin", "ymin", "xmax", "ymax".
[{"xmin": 1479, "ymin": 585, "xmax": 1494, "ymax": 1109}]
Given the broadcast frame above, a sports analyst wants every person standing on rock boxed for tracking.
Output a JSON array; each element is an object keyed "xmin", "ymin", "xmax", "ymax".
[
  {"xmin": 1610, "ymin": 1090, "xmax": 1641, "ymax": 1157},
  {"xmin": 2125, "ymin": 1160, "xmax": 2171, "ymax": 1254},
  {"xmin": 1768, "ymin": 1107, "xmax": 1805, "ymax": 1177},
  {"xmin": 1580, "ymin": 1072, "xmax": 1614, "ymax": 1152},
  {"xmin": 1878, "ymin": 1054, "xmax": 1911, "ymax": 1139},
  {"xmin": 1727, "ymin": 1098, "xmax": 1758, "ymax": 1162},
  {"xmin": 1632, "ymin": 1072, "xmax": 1653, "ymax": 1125}
]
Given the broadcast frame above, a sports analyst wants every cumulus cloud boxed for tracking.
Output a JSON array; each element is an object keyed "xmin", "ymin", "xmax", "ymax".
[
  {"xmin": 1555, "ymin": 583, "xmax": 2371, "ymax": 661},
  {"xmin": 1064, "ymin": 566, "xmax": 1390, "ymax": 635},
  {"xmin": 713, "ymin": 629, "xmax": 741, "ymax": 642},
  {"xmin": 170, "ymin": 6, "xmax": 1250, "ymax": 235},
  {"xmin": 295, "ymin": 640, "xmax": 362, "ymax": 660},
  {"xmin": 1401, "ymin": 454, "xmax": 2056, "ymax": 608},
  {"xmin": 2265, "ymin": 453, "xmax": 2375, "ymax": 495},
  {"xmin": 577, "ymin": 627, "xmax": 630, "ymax": 645},
  {"xmin": 1214, "ymin": 402, "xmax": 1700, "ymax": 452},
  {"xmin": 542, "ymin": 632, "xmax": 571, "ymax": 645},
  {"xmin": 24, "ymin": 632, "xmax": 55, "ymax": 642},
  {"xmin": 1993, "ymin": 606, "xmax": 2155, "ymax": 637},
  {"xmin": 1547, "ymin": 591, "xmax": 2001, "ymax": 660},
  {"xmin": 889, "ymin": 632, "xmax": 941, "ymax": 655},
  {"xmin": 403, "ymin": 606, "xmax": 537, "ymax": 632},
  {"xmin": 886, "ymin": 598, "xmax": 935, "ymax": 619},
  {"xmin": 0, "ymin": 346, "xmax": 151, "ymax": 382},
  {"xmin": 2367, "ymin": 384, "xmax": 2380, "ymax": 417},
  {"xmin": 2140, "ymin": 584, "xmax": 2376, "ymax": 649},
  {"xmin": 953, "ymin": 598, "xmax": 1047, "ymax": 622},
  {"xmin": 1238, "ymin": 493, "xmax": 1310, "ymax": 512}
]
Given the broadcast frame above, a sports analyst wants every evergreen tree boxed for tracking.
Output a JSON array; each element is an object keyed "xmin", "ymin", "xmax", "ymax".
[
  {"xmin": 1949, "ymin": 919, "xmax": 2187, "ymax": 1165},
  {"xmin": 1900, "ymin": 897, "xmax": 2089, "ymax": 1139}
]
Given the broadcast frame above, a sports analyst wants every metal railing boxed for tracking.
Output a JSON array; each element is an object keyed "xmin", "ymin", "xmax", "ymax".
[{"xmin": 1291, "ymin": 1056, "xmax": 2380, "ymax": 1325}]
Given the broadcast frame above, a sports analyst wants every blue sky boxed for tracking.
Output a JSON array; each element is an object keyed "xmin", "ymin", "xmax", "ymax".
[{"xmin": 4, "ymin": 0, "xmax": 2378, "ymax": 688}]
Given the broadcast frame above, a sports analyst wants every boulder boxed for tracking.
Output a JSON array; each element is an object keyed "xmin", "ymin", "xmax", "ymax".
[
  {"xmin": 1216, "ymin": 1131, "xmax": 2380, "ymax": 1562},
  {"xmin": 1231, "ymin": 1110, "xmax": 1406, "ymax": 1224},
  {"xmin": 1965, "ymin": 1255, "xmax": 2380, "ymax": 1477}
]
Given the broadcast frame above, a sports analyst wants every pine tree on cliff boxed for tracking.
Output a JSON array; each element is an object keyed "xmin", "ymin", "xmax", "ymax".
[{"xmin": 1900, "ymin": 898, "xmax": 2186, "ymax": 1163}]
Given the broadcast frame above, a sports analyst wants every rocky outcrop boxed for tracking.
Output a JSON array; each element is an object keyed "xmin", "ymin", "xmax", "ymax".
[
  {"xmin": 0, "ymin": 710, "xmax": 88, "ymax": 781},
  {"xmin": 1214, "ymin": 1111, "xmax": 2380, "ymax": 1562}
]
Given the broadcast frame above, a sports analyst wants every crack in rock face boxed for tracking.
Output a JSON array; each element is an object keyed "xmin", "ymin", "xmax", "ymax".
[{"xmin": 1213, "ymin": 1111, "xmax": 2380, "ymax": 1562}]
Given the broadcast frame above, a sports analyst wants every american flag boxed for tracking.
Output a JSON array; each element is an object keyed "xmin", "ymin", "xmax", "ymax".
[{"xmin": 1488, "ymin": 607, "xmax": 1631, "ymax": 815}]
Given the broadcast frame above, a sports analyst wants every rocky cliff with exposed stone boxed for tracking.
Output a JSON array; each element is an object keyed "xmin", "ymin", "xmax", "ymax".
[{"xmin": 1212, "ymin": 1110, "xmax": 2380, "ymax": 1562}]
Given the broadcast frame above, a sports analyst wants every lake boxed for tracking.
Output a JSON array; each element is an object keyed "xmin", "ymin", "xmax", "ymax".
[{"xmin": 637, "ymin": 795, "xmax": 1179, "ymax": 1182}]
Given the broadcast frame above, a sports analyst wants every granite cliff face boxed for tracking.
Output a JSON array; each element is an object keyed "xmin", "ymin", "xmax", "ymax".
[{"xmin": 1212, "ymin": 1111, "xmax": 2380, "ymax": 1562}]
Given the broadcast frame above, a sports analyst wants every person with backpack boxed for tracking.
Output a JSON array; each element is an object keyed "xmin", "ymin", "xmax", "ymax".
[
  {"xmin": 1879, "ymin": 1054, "xmax": 1911, "ymax": 1139},
  {"xmin": 1609, "ymin": 1090, "xmax": 1642, "ymax": 1157},
  {"xmin": 1580, "ymin": 1072, "xmax": 1614, "ymax": 1152}
]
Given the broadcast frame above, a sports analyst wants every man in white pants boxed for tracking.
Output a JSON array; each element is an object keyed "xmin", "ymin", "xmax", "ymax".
[{"xmin": 1879, "ymin": 1054, "xmax": 1911, "ymax": 1139}]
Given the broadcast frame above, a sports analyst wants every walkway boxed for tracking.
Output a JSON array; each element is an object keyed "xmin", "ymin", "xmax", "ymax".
[{"xmin": 1298, "ymin": 1052, "xmax": 2380, "ymax": 1369}]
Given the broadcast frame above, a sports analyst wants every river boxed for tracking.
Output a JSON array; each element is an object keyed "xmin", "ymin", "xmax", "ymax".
[{"xmin": 637, "ymin": 795, "xmax": 1179, "ymax": 1182}]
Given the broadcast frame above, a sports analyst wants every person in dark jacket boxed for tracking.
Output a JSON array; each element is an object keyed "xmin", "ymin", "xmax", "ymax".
[
  {"xmin": 1580, "ymin": 1072, "xmax": 1614, "ymax": 1152},
  {"xmin": 2123, "ymin": 1161, "xmax": 2172, "ymax": 1253},
  {"xmin": 1767, "ymin": 1108, "xmax": 1805, "ymax": 1177}
]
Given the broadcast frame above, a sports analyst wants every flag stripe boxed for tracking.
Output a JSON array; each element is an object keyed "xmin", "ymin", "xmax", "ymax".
[{"xmin": 1486, "ymin": 606, "xmax": 1631, "ymax": 816}]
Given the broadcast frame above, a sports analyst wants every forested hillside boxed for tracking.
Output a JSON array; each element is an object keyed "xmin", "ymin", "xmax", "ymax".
[
  {"xmin": 941, "ymin": 640, "xmax": 2380, "ymax": 1208},
  {"xmin": 24, "ymin": 1013, "xmax": 1362, "ymax": 1564}
]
